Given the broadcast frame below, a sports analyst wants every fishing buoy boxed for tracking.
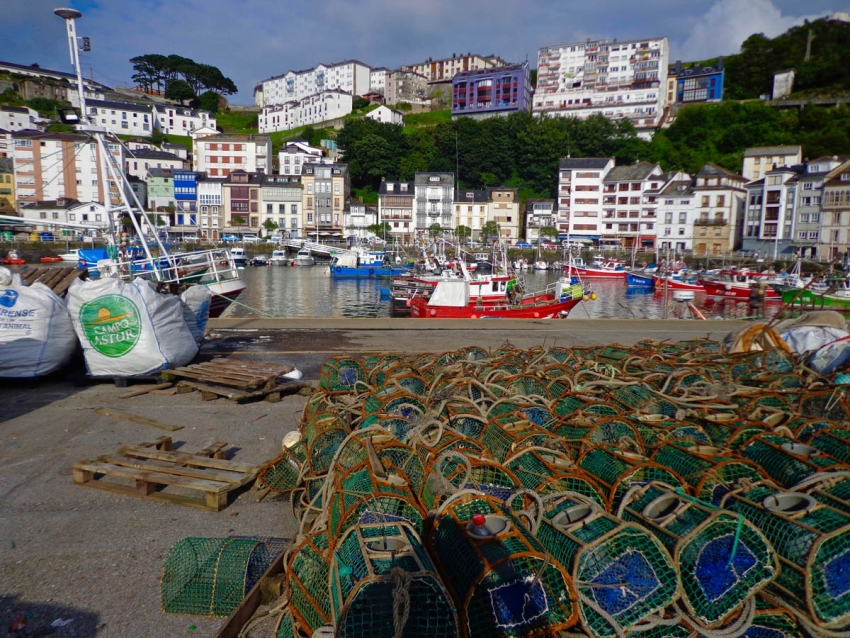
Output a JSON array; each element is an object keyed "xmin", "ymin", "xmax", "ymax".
[
  {"xmin": 471, "ymin": 314, "xmax": 478, "ymax": 319},
  {"xmin": 534, "ymin": 312, "xmax": 540, "ymax": 318},
  {"xmin": 582, "ymin": 295, "xmax": 590, "ymax": 302},
  {"xmin": 430, "ymin": 309, "xmax": 437, "ymax": 317},
  {"xmin": 590, "ymin": 292, "xmax": 597, "ymax": 300},
  {"xmin": 406, "ymin": 299, "xmax": 411, "ymax": 307}
]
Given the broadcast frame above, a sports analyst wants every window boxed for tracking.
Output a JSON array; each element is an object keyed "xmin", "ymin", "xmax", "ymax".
[
  {"xmin": 716, "ymin": 195, "xmax": 725, "ymax": 207},
  {"xmin": 678, "ymin": 212, "xmax": 686, "ymax": 224},
  {"xmin": 678, "ymin": 228, "xmax": 685, "ymax": 235}
]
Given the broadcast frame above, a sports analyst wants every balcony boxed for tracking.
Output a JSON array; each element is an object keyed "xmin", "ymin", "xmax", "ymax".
[{"xmin": 694, "ymin": 218, "xmax": 727, "ymax": 226}]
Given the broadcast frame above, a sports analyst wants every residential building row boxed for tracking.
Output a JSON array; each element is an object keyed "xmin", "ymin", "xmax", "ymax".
[
  {"xmin": 258, "ymin": 89, "xmax": 353, "ymax": 134},
  {"xmin": 258, "ymin": 60, "xmax": 372, "ymax": 107},
  {"xmin": 84, "ymin": 99, "xmax": 216, "ymax": 137}
]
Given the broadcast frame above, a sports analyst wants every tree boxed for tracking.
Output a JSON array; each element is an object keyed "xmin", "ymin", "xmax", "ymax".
[
  {"xmin": 130, "ymin": 53, "xmax": 237, "ymax": 97},
  {"xmin": 428, "ymin": 223, "xmax": 443, "ymax": 239},
  {"xmin": 164, "ymin": 79, "xmax": 195, "ymax": 105},
  {"xmin": 197, "ymin": 90, "xmax": 220, "ymax": 114},
  {"xmin": 367, "ymin": 222, "xmax": 391, "ymax": 239},
  {"xmin": 540, "ymin": 226, "xmax": 558, "ymax": 240},
  {"xmin": 353, "ymin": 97, "xmax": 370, "ymax": 110},
  {"xmin": 455, "ymin": 225, "xmax": 472, "ymax": 243},
  {"xmin": 481, "ymin": 221, "xmax": 500, "ymax": 242},
  {"xmin": 232, "ymin": 215, "xmax": 246, "ymax": 226},
  {"xmin": 262, "ymin": 219, "xmax": 278, "ymax": 237}
]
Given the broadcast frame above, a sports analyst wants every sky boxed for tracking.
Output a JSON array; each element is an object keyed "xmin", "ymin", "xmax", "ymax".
[{"xmin": 1, "ymin": 0, "xmax": 840, "ymax": 105}]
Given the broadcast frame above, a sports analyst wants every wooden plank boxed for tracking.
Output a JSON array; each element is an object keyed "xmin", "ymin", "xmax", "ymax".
[
  {"xmin": 119, "ymin": 383, "xmax": 174, "ymax": 399},
  {"xmin": 176, "ymin": 380, "xmax": 250, "ymax": 400},
  {"xmin": 94, "ymin": 407, "xmax": 183, "ymax": 432},
  {"xmin": 163, "ymin": 369, "xmax": 257, "ymax": 389},
  {"xmin": 201, "ymin": 360, "xmax": 293, "ymax": 376},
  {"xmin": 214, "ymin": 549, "xmax": 288, "ymax": 638},
  {"xmin": 239, "ymin": 381, "xmax": 312, "ymax": 403},
  {"xmin": 20, "ymin": 268, "xmax": 46, "ymax": 285},
  {"xmin": 197, "ymin": 442, "xmax": 229, "ymax": 459},
  {"xmin": 51, "ymin": 268, "xmax": 87, "ymax": 297},
  {"xmin": 74, "ymin": 460, "xmax": 229, "ymax": 493},
  {"xmin": 150, "ymin": 387, "xmax": 179, "ymax": 396},
  {"xmin": 39, "ymin": 268, "xmax": 67, "ymax": 288},
  {"xmin": 116, "ymin": 445, "xmax": 261, "ymax": 474},
  {"xmin": 96, "ymin": 455, "xmax": 250, "ymax": 485}
]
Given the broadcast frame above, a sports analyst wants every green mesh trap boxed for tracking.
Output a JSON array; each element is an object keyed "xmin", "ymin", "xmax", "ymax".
[
  {"xmin": 741, "ymin": 433, "xmax": 845, "ymax": 489},
  {"xmin": 287, "ymin": 530, "xmax": 333, "ymax": 633},
  {"xmin": 319, "ymin": 356, "xmax": 369, "ymax": 392}
]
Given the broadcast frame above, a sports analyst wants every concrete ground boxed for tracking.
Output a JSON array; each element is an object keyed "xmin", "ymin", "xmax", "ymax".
[{"xmin": 0, "ymin": 318, "xmax": 746, "ymax": 637}]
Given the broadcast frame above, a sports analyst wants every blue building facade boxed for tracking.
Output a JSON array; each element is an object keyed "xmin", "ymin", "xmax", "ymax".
[
  {"xmin": 173, "ymin": 171, "xmax": 200, "ymax": 229},
  {"xmin": 671, "ymin": 60, "xmax": 724, "ymax": 104},
  {"xmin": 452, "ymin": 62, "xmax": 532, "ymax": 119}
]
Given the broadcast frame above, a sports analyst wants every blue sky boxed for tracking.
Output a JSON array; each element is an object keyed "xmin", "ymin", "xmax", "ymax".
[{"xmin": 1, "ymin": 0, "xmax": 839, "ymax": 104}]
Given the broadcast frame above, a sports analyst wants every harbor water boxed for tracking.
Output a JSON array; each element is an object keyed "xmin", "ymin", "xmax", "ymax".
[{"xmin": 222, "ymin": 264, "xmax": 784, "ymax": 320}]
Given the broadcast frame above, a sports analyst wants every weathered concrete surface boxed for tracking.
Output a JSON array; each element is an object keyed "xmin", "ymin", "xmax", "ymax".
[{"xmin": 0, "ymin": 318, "xmax": 745, "ymax": 636}]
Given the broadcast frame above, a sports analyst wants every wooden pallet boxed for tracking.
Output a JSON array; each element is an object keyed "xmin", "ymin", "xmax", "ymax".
[
  {"xmin": 20, "ymin": 266, "xmax": 88, "ymax": 297},
  {"xmin": 162, "ymin": 359, "xmax": 294, "ymax": 391},
  {"xmin": 72, "ymin": 436, "xmax": 261, "ymax": 511},
  {"xmin": 175, "ymin": 379, "xmax": 312, "ymax": 403}
]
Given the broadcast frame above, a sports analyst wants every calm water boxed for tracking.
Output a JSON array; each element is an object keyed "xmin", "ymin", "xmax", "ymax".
[{"xmin": 222, "ymin": 264, "xmax": 783, "ymax": 321}]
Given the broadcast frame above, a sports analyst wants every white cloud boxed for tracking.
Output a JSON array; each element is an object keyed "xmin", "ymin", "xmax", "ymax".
[{"xmin": 676, "ymin": 0, "xmax": 830, "ymax": 60}]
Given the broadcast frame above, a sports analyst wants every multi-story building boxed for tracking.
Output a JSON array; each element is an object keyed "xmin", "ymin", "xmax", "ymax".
[
  {"xmin": 0, "ymin": 128, "xmax": 11, "ymax": 158},
  {"xmin": 414, "ymin": 172, "xmax": 454, "ymax": 232},
  {"xmin": 197, "ymin": 176, "xmax": 224, "ymax": 240},
  {"xmin": 378, "ymin": 180, "xmax": 415, "ymax": 244},
  {"xmin": 792, "ymin": 157, "xmax": 844, "ymax": 259},
  {"xmin": 601, "ymin": 162, "xmax": 665, "ymax": 249},
  {"xmin": 163, "ymin": 142, "xmax": 189, "ymax": 161},
  {"xmin": 402, "ymin": 53, "xmax": 508, "ymax": 82},
  {"xmin": 742, "ymin": 145, "xmax": 802, "ymax": 182},
  {"xmin": 85, "ymin": 99, "xmax": 154, "ymax": 136},
  {"xmin": 535, "ymin": 37, "xmax": 669, "ymax": 136},
  {"xmin": 12, "ymin": 131, "xmax": 124, "ymax": 206},
  {"xmin": 146, "ymin": 168, "xmax": 175, "ymax": 213},
  {"xmin": 126, "ymin": 174, "xmax": 147, "ymax": 210},
  {"xmin": 366, "ymin": 105, "xmax": 404, "ymax": 126},
  {"xmin": 0, "ymin": 157, "xmax": 14, "ymax": 211},
  {"xmin": 260, "ymin": 174, "xmax": 302, "ymax": 238},
  {"xmin": 557, "ymin": 158, "xmax": 614, "ymax": 240},
  {"xmin": 258, "ymin": 89, "xmax": 353, "ymax": 133},
  {"xmin": 524, "ymin": 199, "xmax": 556, "ymax": 243},
  {"xmin": 667, "ymin": 60, "xmax": 724, "ymax": 104},
  {"xmin": 222, "ymin": 170, "xmax": 264, "ymax": 231},
  {"xmin": 486, "ymin": 186, "xmax": 520, "ymax": 242},
  {"xmin": 278, "ymin": 139, "xmax": 326, "ymax": 176},
  {"xmin": 453, "ymin": 190, "xmax": 488, "ymax": 241},
  {"xmin": 300, "ymin": 163, "xmax": 349, "ymax": 239},
  {"xmin": 819, "ymin": 159, "xmax": 850, "ymax": 260},
  {"xmin": 656, "ymin": 177, "xmax": 695, "ymax": 253},
  {"xmin": 690, "ymin": 163, "xmax": 747, "ymax": 255},
  {"xmin": 125, "ymin": 149, "xmax": 184, "ymax": 180},
  {"xmin": 171, "ymin": 170, "xmax": 203, "ymax": 233},
  {"xmin": 17, "ymin": 199, "xmax": 109, "ymax": 232},
  {"xmin": 153, "ymin": 105, "xmax": 216, "ymax": 136},
  {"xmin": 385, "ymin": 71, "xmax": 429, "ymax": 106},
  {"xmin": 346, "ymin": 197, "xmax": 379, "ymax": 240},
  {"xmin": 369, "ymin": 68, "xmax": 389, "ymax": 95},
  {"xmin": 0, "ymin": 106, "xmax": 48, "ymax": 132},
  {"xmin": 260, "ymin": 60, "xmax": 371, "ymax": 107},
  {"xmin": 742, "ymin": 165, "xmax": 801, "ymax": 258},
  {"xmin": 193, "ymin": 134, "xmax": 271, "ymax": 177},
  {"xmin": 451, "ymin": 62, "xmax": 532, "ymax": 120}
]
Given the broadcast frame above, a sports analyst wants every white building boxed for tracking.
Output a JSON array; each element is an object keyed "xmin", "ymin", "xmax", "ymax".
[
  {"xmin": 535, "ymin": 37, "xmax": 669, "ymax": 136},
  {"xmin": 154, "ymin": 105, "xmax": 216, "ymax": 136},
  {"xmin": 85, "ymin": 99, "xmax": 154, "ymax": 137},
  {"xmin": 0, "ymin": 106, "xmax": 48, "ymax": 132},
  {"xmin": 385, "ymin": 71, "xmax": 429, "ymax": 106},
  {"xmin": 743, "ymin": 165, "xmax": 801, "ymax": 258},
  {"xmin": 258, "ymin": 90, "xmax": 353, "ymax": 134},
  {"xmin": 557, "ymin": 158, "xmax": 614, "ymax": 240},
  {"xmin": 453, "ymin": 190, "xmax": 489, "ymax": 240},
  {"xmin": 656, "ymin": 178, "xmax": 695, "ymax": 253},
  {"xmin": 197, "ymin": 177, "xmax": 224, "ymax": 239},
  {"xmin": 17, "ymin": 199, "xmax": 110, "ymax": 232},
  {"xmin": 402, "ymin": 53, "xmax": 507, "ymax": 82},
  {"xmin": 346, "ymin": 197, "xmax": 378, "ymax": 240},
  {"xmin": 261, "ymin": 60, "xmax": 371, "ymax": 107},
  {"xmin": 261, "ymin": 174, "xmax": 302, "ymax": 238},
  {"xmin": 741, "ymin": 145, "xmax": 803, "ymax": 182},
  {"xmin": 193, "ymin": 134, "xmax": 271, "ymax": 177},
  {"xmin": 601, "ymin": 162, "xmax": 665, "ymax": 249},
  {"xmin": 366, "ymin": 105, "xmax": 404, "ymax": 126},
  {"xmin": 125, "ymin": 149, "xmax": 184, "ymax": 180},
  {"xmin": 414, "ymin": 172, "xmax": 454, "ymax": 231},
  {"xmin": 278, "ymin": 139, "xmax": 325, "ymax": 176},
  {"xmin": 369, "ymin": 68, "xmax": 389, "ymax": 95}
]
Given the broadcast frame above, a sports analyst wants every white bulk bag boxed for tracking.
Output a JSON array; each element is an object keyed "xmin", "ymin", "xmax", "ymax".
[
  {"xmin": 0, "ymin": 278, "xmax": 77, "ymax": 377},
  {"xmin": 67, "ymin": 277, "xmax": 198, "ymax": 377},
  {"xmin": 180, "ymin": 285, "xmax": 212, "ymax": 345}
]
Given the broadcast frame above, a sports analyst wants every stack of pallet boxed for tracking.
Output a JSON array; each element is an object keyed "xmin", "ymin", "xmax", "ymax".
[{"xmin": 20, "ymin": 266, "xmax": 87, "ymax": 297}]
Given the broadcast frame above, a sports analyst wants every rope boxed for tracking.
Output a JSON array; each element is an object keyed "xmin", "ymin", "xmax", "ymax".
[
  {"xmin": 679, "ymin": 594, "xmax": 754, "ymax": 638},
  {"xmin": 390, "ymin": 567, "xmax": 412, "ymax": 638}
]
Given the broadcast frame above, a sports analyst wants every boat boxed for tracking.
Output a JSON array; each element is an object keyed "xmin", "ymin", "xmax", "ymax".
[
  {"xmin": 626, "ymin": 272, "xmax": 654, "ymax": 287},
  {"xmin": 2, "ymin": 250, "xmax": 25, "ymax": 265},
  {"xmin": 533, "ymin": 260, "xmax": 549, "ymax": 271},
  {"xmin": 249, "ymin": 255, "xmax": 269, "ymax": 266},
  {"xmin": 409, "ymin": 277, "xmax": 588, "ymax": 319},
  {"xmin": 294, "ymin": 247, "xmax": 315, "ymax": 266},
  {"xmin": 329, "ymin": 249, "xmax": 408, "ymax": 278},
  {"xmin": 230, "ymin": 247, "xmax": 247, "ymax": 267},
  {"xmin": 653, "ymin": 275, "xmax": 705, "ymax": 292},
  {"xmin": 40, "ymin": 256, "xmax": 63, "ymax": 263},
  {"xmin": 269, "ymin": 249, "xmax": 289, "ymax": 266},
  {"xmin": 698, "ymin": 269, "xmax": 782, "ymax": 301},
  {"xmin": 59, "ymin": 248, "xmax": 81, "ymax": 262},
  {"xmin": 781, "ymin": 275, "xmax": 850, "ymax": 308},
  {"xmin": 391, "ymin": 268, "xmax": 518, "ymax": 316},
  {"xmin": 567, "ymin": 257, "xmax": 627, "ymax": 279}
]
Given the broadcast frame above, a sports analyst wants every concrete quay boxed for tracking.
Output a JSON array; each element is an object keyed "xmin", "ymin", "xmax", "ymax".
[{"xmin": 0, "ymin": 318, "xmax": 745, "ymax": 637}]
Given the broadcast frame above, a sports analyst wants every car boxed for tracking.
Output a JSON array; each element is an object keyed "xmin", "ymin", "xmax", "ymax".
[
  {"xmin": 269, "ymin": 233, "xmax": 284, "ymax": 243},
  {"xmin": 242, "ymin": 234, "xmax": 262, "ymax": 244},
  {"xmin": 221, "ymin": 234, "xmax": 240, "ymax": 242},
  {"xmin": 181, "ymin": 234, "xmax": 199, "ymax": 243},
  {"xmin": 514, "ymin": 241, "xmax": 533, "ymax": 249}
]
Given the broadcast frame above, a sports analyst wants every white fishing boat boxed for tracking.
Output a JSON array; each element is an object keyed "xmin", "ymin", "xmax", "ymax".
[
  {"xmin": 269, "ymin": 249, "xmax": 289, "ymax": 265},
  {"xmin": 294, "ymin": 247, "xmax": 315, "ymax": 266},
  {"xmin": 59, "ymin": 248, "xmax": 81, "ymax": 262},
  {"xmin": 230, "ymin": 247, "xmax": 247, "ymax": 267},
  {"xmin": 533, "ymin": 260, "xmax": 549, "ymax": 271}
]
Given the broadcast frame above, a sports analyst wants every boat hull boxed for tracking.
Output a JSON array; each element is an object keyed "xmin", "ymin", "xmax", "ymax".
[
  {"xmin": 568, "ymin": 266, "xmax": 627, "ymax": 279},
  {"xmin": 653, "ymin": 276, "xmax": 705, "ymax": 292},
  {"xmin": 627, "ymin": 273, "xmax": 654, "ymax": 287},
  {"xmin": 330, "ymin": 265, "xmax": 408, "ymax": 278},
  {"xmin": 700, "ymin": 280, "xmax": 781, "ymax": 301},
  {"xmin": 40, "ymin": 256, "xmax": 63, "ymax": 263},
  {"xmin": 206, "ymin": 277, "xmax": 247, "ymax": 317},
  {"xmin": 781, "ymin": 288, "xmax": 850, "ymax": 308},
  {"xmin": 410, "ymin": 296, "xmax": 582, "ymax": 319}
]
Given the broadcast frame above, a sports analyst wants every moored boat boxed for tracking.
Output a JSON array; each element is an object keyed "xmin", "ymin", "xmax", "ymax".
[
  {"xmin": 294, "ymin": 248, "xmax": 315, "ymax": 266},
  {"xmin": 652, "ymin": 275, "xmax": 705, "ymax": 292},
  {"xmin": 229, "ymin": 247, "xmax": 247, "ymax": 267},
  {"xmin": 59, "ymin": 248, "xmax": 81, "ymax": 262},
  {"xmin": 2, "ymin": 250, "xmax": 25, "ymax": 265},
  {"xmin": 698, "ymin": 270, "xmax": 782, "ymax": 301},
  {"xmin": 781, "ymin": 276, "xmax": 850, "ymax": 308},
  {"xmin": 269, "ymin": 249, "xmax": 289, "ymax": 265},
  {"xmin": 40, "ymin": 256, "xmax": 63, "ymax": 263},
  {"xmin": 329, "ymin": 249, "xmax": 408, "ymax": 278},
  {"xmin": 626, "ymin": 272, "xmax": 654, "ymax": 287},
  {"xmin": 567, "ymin": 258, "xmax": 627, "ymax": 279}
]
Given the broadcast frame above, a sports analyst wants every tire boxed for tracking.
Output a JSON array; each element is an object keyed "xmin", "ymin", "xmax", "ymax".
[
  {"xmin": 369, "ymin": 268, "xmax": 374, "ymax": 275},
  {"xmin": 335, "ymin": 266, "xmax": 342, "ymax": 273}
]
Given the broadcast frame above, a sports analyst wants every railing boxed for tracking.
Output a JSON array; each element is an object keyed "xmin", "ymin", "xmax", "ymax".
[
  {"xmin": 693, "ymin": 219, "xmax": 727, "ymax": 226},
  {"xmin": 98, "ymin": 247, "xmax": 240, "ymax": 285}
]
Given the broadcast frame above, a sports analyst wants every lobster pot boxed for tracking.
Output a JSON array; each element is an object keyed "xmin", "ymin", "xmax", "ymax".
[
  {"xmin": 328, "ymin": 467, "xmax": 425, "ymax": 540},
  {"xmin": 258, "ymin": 431, "xmax": 308, "ymax": 494},
  {"xmin": 551, "ymin": 394, "xmax": 589, "ymax": 419},
  {"xmin": 554, "ymin": 418, "xmax": 644, "ymax": 458},
  {"xmin": 650, "ymin": 442, "xmax": 765, "ymax": 505},
  {"xmin": 796, "ymin": 418, "xmax": 839, "ymax": 443},
  {"xmin": 160, "ymin": 537, "xmax": 275, "ymax": 617},
  {"xmin": 740, "ymin": 433, "xmax": 845, "ymax": 489},
  {"xmin": 371, "ymin": 439, "xmax": 428, "ymax": 495},
  {"xmin": 428, "ymin": 495, "xmax": 579, "ymax": 637},
  {"xmin": 418, "ymin": 452, "xmax": 522, "ymax": 512},
  {"xmin": 809, "ymin": 427, "xmax": 850, "ymax": 465},
  {"xmin": 302, "ymin": 412, "xmax": 350, "ymax": 476},
  {"xmin": 274, "ymin": 610, "xmax": 296, "ymax": 638},
  {"xmin": 636, "ymin": 421, "xmax": 712, "ymax": 450},
  {"xmin": 331, "ymin": 521, "xmax": 459, "ymax": 638},
  {"xmin": 475, "ymin": 418, "xmax": 549, "ymax": 462},
  {"xmin": 319, "ymin": 356, "xmax": 369, "ymax": 393},
  {"xmin": 577, "ymin": 445, "xmax": 683, "ymax": 512},
  {"xmin": 798, "ymin": 389, "xmax": 850, "ymax": 422},
  {"xmin": 795, "ymin": 473, "xmax": 850, "ymax": 515},
  {"xmin": 286, "ymin": 531, "xmax": 333, "ymax": 633},
  {"xmin": 536, "ymin": 495, "xmax": 680, "ymax": 637},
  {"xmin": 620, "ymin": 484, "xmax": 777, "ymax": 628},
  {"xmin": 361, "ymin": 393, "xmax": 429, "ymax": 429},
  {"xmin": 692, "ymin": 412, "xmax": 743, "ymax": 449},
  {"xmin": 490, "ymin": 373, "xmax": 552, "ymax": 402},
  {"xmin": 720, "ymin": 481, "xmax": 850, "ymax": 630},
  {"xmin": 503, "ymin": 447, "xmax": 580, "ymax": 492},
  {"xmin": 608, "ymin": 384, "xmax": 679, "ymax": 419}
]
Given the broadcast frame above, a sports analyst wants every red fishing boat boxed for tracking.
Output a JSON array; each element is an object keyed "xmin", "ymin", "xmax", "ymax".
[
  {"xmin": 566, "ymin": 257, "xmax": 627, "ymax": 279},
  {"xmin": 653, "ymin": 275, "xmax": 705, "ymax": 292},
  {"xmin": 40, "ymin": 256, "xmax": 63, "ymax": 263},
  {"xmin": 2, "ymin": 250, "xmax": 25, "ymax": 265},
  {"xmin": 698, "ymin": 270, "xmax": 782, "ymax": 301}
]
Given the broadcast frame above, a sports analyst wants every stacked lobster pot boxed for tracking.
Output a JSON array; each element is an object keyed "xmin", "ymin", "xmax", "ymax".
[{"xmin": 241, "ymin": 338, "xmax": 850, "ymax": 637}]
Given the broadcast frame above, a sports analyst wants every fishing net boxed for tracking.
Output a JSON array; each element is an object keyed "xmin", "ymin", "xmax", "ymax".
[
  {"xmin": 740, "ymin": 432, "xmax": 845, "ymax": 489},
  {"xmin": 319, "ymin": 357, "xmax": 370, "ymax": 393},
  {"xmin": 161, "ymin": 537, "xmax": 281, "ymax": 617},
  {"xmin": 286, "ymin": 530, "xmax": 333, "ymax": 633}
]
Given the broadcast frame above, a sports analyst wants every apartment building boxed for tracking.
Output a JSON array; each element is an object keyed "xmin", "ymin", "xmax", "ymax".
[
  {"xmin": 258, "ymin": 89, "xmax": 353, "ymax": 133},
  {"xmin": 667, "ymin": 60, "xmax": 724, "ymax": 104},
  {"xmin": 601, "ymin": 162, "xmax": 665, "ymax": 249},
  {"xmin": 402, "ymin": 53, "xmax": 507, "ymax": 82},
  {"xmin": 278, "ymin": 140, "xmax": 326, "ymax": 176},
  {"xmin": 378, "ymin": 180, "xmax": 415, "ymax": 244},
  {"xmin": 154, "ymin": 105, "xmax": 216, "ymax": 136},
  {"xmin": 453, "ymin": 190, "xmax": 489, "ymax": 240},
  {"xmin": 556, "ymin": 158, "xmax": 614, "ymax": 240},
  {"xmin": 0, "ymin": 105, "xmax": 48, "ymax": 132},
  {"xmin": 524, "ymin": 199, "xmax": 556, "ymax": 243},
  {"xmin": 300, "ymin": 163, "xmax": 350, "ymax": 239},
  {"xmin": 172, "ymin": 171, "xmax": 203, "ymax": 232},
  {"xmin": 370, "ymin": 68, "xmax": 389, "ymax": 95},
  {"xmin": 17, "ymin": 199, "xmax": 109, "ymax": 232},
  {"xmin": 690, "ymin": 163, "xmax": 747, "ymax": 255},
  {"xmin": 366, "ymin": 105, "xmax": 404, "ymax": 126},
  {"xmin": 260, "ymin": 174, "xmax": 302, "ymax": 238},
  {"xmin": 12, "ymin": 131, "xmax": 124, "ymax": 206},
  {"xmin": 819, "ymin": 160, "xmax": 850, "ymax": 260},
  {"xmin": 414, "ymin": 172, "xmax": 454, "ymax": 232},
  {"xmin": 0, "ymin": 158, "xmax": 14, "ymax": 210},
  {"xmin": 125, "ymin": 149, "xmax": 184, "ymax": 180},
  {"xmin": 742, "ymin": 165, "xmax": 801, "ymax": 258},
  {"xmin": 790, "ymin": 157, "xmax": 843, "ymax": 258},
  {"xmin": 86, "ymin": 99, "xmax": 154, "ymax": 136},
  {"xmin": 194, "ymin": 134, "xmax": 271, "ymax": 177},
  {"xmin": 742, "ymin": 146, "xmax": 802, "ymax": 181},
  {"xmin": 222, "ymin": 170, "xmax": 265, "ymax": 230},
  {"xmin": 451, "ymin": 62, "xmax": 532, "ymax": 120},
  {"xmin": 146, "ymin": 168, "xmax": 175, "ymax": 213},
  {"xmin": 0, "ymin": 129, "xmax": 11, "ymax": 158},
  {"xmin": 656, "ymin": 178, "xmax": 695, "ymax": 253},
  {"xmin": 346, "ymin": 197, "xmax": 379, "ymax": 240},
  {"xmin": 260, "ymin": 60, "xmax": 371, "ymax": 107},
  {"xmin": 535, "ymin": 37, "xmax": 669, "ymax": 136},
  {"xmin": 197, "ymin": 177, "xmax": 224, "ymax": 240},
  {"xmin": 385, "ymin": 71, "xmax": 429, "ymax": 106},
  {"xmin": 486, "ymin": 186, "xmax": 520, "ymax": 241}
]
